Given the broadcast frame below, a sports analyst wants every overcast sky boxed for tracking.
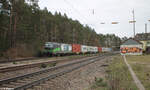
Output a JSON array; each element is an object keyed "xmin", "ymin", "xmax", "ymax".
[{"xmin": 38, "ymin": 0, "xmax": 150, "ymax": 38}]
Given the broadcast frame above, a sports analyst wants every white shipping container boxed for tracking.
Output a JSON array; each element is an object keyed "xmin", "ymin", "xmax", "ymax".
[
  {"xmin": 61, "ymin": 43, "xmax": 72, "ymax": 52},
  {"xmin": 86, "ymin": 46, "xmax": 98, "ymax": 53},
  {"xmin": 90, "ymin": 46, "xmax": 95, "ymax": 52},
  {"xmin": 81, "ymin": 45, "xmax": 88, "ymax": 53},
  {"xmin": 93, "ymin": 47, "xmax": 98, "ymax": 52},
  {"xmin": 87, "ymin": 46, "xmax": 92, "ymax": 52},
  {"xmin": 102, "ymin": 47, "xmax": 112, "ymax": 52}
]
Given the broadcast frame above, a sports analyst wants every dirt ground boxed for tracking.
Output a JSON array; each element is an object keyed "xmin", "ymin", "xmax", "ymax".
[{"xmin": 30, "ymin": 55, "xmax": 114, "ymax": 90}]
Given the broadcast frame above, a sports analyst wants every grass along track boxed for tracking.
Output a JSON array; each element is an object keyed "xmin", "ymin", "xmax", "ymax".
[
  {"xmin": 91, "ymin": 55, "xmax": 138, "ymax": 90},
  {"xmin": 106, "ymin": 55, "xmax": 138, "ymax": 90},
  {"xmin": 126, "ymin": 55, "xmax": 150, "ymax": 90}
]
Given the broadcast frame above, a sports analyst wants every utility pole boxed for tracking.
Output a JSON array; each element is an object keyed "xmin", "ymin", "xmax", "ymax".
[
  {"xmin": 132, "ymin": 10, "xmax": 136, "ymax": 37},
  {"xmin": 145, "ymin": 23, "xmax": 148, "ymax": 40},
  {"xmin": 72, "ymin": 28, "xmax": 75, "ymax": 43},
  {"xmin": 148, "ymin": 19, "xmax": 150, "ymax": 32},
  {"xmin": 129, "ymin": 10, "xmax": 136, "ymax": 38},
  {"xmin": 145, "ymin": 23, "xmax": 147, "ymax": 33}
]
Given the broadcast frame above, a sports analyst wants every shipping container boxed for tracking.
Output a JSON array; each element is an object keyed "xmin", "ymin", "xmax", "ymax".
[
  {"xmin": 93, "ymin": 47, "xmax": 98, "ymax": 53},
  {"xmin": 102, "ymin": 47, "xmax": 112, "ymax": 52},
  {"xmin": 87, "ymin": 46, "xmax": 98, "ymax": 53},
  {"xmin": 72, "ymin": 44, "xmax": 81, "ymax": 54},
  {"xmin": 81, "ymin": 45, "xmax": 88, "ymax": 53},
  {"xmin": 87, "ymin": 46, "xmax": 92, "ymax": 53},
  {"xmin": 98, "ymin": 47, "xmax": 102, "ymax": 53},
  {"xmin": 60, "ymin": 43, "xmax": 72, "ymax": 53}
]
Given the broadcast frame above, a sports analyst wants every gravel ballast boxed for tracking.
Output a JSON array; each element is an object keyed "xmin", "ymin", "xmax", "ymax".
[{"xmin": 29, "ymin": 55, "xmax": 114, "ymax": 90}]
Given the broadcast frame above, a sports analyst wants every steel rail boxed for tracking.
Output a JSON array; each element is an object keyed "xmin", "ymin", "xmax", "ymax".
[
  {"xmin": 0, "ymin": 56, "xmax": 100, "ymax": 85},
  {"xmin": 0, "ymin": 54, "xmax": 85, "ymax": 64},
  {"xmin": 15, "ymin": 57, "xmax": 103, "ymax": 90},
  {"xmin": 0, "ymin": 57, "xmax": 48, "ymax": 63},
  {"xmin": 0, "ymin": 55, "xmax": 92, "ymax": 73}
]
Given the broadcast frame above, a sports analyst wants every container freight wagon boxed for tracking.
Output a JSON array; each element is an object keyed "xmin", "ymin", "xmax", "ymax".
[{"xmin": 72, "ymin": 44, "xmax": 81, "ymax": 54}]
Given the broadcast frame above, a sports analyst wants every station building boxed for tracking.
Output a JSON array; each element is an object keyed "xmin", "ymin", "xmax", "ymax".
[{"xmin": 120, "ymin": 38, "xmax": 143, "ymax": 55}]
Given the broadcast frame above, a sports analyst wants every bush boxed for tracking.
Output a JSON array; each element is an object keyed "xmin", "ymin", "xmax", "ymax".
[
  {"xmin": 4, "ymin": 48, "xmax": 18, "ymax": 59},
  {"xmin": 36, "ymin": 50, "xmax": 44, "ymax": 57},
  {"xmin": 3, "ymin": 44, "xmax": 40, "ymax": 59},
  {"xmin": 41, "ymin": 63, "xmax": 47, "ymax": 68},
  {"xmin": 95, "ymin": 77, "xmax": 103, "ymax": 83},
  {"xmin": 99, "ymin": 82, "xmax": 107, "ymax": 87},
  {"xmin": 0, "ymin": 53, "xmax": 3, "ymax": 57},
  {"xmin": 92, "ymin": 77, "xmax": 107, "ymax": 88},
  {"xmin": 13, "ymin": 61, "xmax": 17, "ymax": 64}
]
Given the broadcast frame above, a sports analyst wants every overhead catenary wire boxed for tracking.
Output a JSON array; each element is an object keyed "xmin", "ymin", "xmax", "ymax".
[
  {"xmin": 63, "ymin": 0, "xmax": 121, "ymax": 27},
  {"xmin": 63, "ymin": 0, "xmax": 91, "ymax": 25},
  {"xmin": 63, "ymin": 0, "xmax": 116, "ymax": 27}
]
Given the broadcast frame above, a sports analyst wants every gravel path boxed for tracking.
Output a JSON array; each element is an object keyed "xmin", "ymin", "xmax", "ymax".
[{"xmin": 123, "ymin": 55, "xmax": 145, "ymax": 90}]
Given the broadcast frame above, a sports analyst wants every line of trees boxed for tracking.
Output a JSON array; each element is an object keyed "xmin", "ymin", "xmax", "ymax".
[{"xmin": 0, "ymin": 0, "xmax": 122, "ymax": 58}]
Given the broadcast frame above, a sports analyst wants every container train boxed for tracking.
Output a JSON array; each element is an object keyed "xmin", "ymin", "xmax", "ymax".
[{"xmin": 42, "ymin": 42, "xmax": 112, "ymax": 56}]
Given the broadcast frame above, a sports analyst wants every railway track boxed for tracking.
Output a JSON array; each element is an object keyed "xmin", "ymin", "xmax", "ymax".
[
  {"xmin": 0, "ymin": 57, "xmax": 48, "ymax": 64},
  {"xmin": 0, "ymin": 55, "xmax": 94, "ymax": 73},
  {"xmin": 0, "ymin": 54, "xmax": 112, "ymax": 90},
  {"xmin": 0, "ymin": 54, "xmax": 88, "ymax": 64}
]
